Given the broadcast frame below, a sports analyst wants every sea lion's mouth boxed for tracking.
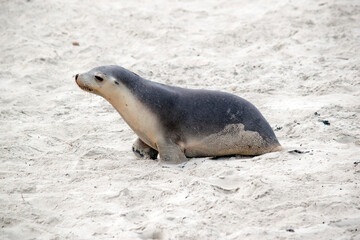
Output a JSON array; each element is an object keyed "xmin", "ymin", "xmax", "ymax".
[
  {"xmin": 79, "ymin": 85, "xmax": 94, "ymax": 93},
  {"xmin": 75, "ymin": 78, "xmax": 94, "ymax": 93}
]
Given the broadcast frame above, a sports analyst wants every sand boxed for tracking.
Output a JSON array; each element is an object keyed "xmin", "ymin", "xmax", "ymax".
[{"xmin": 1, "ymin": 0, "xmax": 360, "ymax": 239}]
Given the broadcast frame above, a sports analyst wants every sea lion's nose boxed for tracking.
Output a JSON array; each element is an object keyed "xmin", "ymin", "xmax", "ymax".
[{"xmin": 75, "ymin": 74, "xmax": 79, "ymax": 81}]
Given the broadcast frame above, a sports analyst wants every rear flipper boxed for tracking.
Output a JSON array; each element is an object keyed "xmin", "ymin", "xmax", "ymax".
[{"xmin": 132, "ymin": 138, "xmax": 158, "ymax": 160}]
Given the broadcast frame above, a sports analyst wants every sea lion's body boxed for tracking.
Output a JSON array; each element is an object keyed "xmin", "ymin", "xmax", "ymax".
[{"xmin": 75, "ymin": 65, "xmax": 281, "ymax": 163}]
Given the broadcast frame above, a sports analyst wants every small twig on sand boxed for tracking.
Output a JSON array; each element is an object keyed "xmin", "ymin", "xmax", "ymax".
[{"xmin": 288, "ymin": 150, "xmax": 310, "ymax": 154}]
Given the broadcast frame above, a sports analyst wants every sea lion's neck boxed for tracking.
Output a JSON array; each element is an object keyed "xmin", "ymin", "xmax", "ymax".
[{"xmin": 104, "ymin": 80, "xmax": 160, "ymax": 148}]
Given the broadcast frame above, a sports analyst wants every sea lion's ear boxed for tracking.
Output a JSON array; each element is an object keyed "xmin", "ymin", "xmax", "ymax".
[{"xmin": 114, "ymin": 80, "xmax": 119, "ymax": 85}]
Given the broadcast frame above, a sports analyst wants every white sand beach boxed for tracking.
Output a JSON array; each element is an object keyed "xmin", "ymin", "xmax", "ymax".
[{"xmin": 1, "ymin": 0, "xmax": 359, "ymax": 239}]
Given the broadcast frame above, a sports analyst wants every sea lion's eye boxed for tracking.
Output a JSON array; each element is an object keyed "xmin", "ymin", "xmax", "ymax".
[{"xmin": 95, "ymin": 75, "xmax": 104, "ymax": 82}]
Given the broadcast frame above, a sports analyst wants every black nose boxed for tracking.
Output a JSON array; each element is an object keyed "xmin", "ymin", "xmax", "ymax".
[{"xmin": 75, "ymin": 74, "xmax": 79, "ymax": 81}]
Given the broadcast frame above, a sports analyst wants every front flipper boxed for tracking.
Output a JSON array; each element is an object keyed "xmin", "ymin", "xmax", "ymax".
[
  {"xmin": 157, "ymin": 141, "xmax": 188, "ymax": 164},
  {"xmin": 132, "ymin": 138, "xmax": 158, "ymax": 160}
]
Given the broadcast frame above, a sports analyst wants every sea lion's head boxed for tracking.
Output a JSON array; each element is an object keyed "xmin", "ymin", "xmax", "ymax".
[
  {"xmin": 75, "ymin": 65, "xmax": 138, "ymax": 98},
  {"xmin": 75, "ymin": 65, "xmax": 120, "ymax": 98}
]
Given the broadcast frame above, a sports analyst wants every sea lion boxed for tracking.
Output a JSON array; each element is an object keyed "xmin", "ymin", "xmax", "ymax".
[{"xmin": 75, "ymin": 65, "xmax": 281, "ymax": 163}]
